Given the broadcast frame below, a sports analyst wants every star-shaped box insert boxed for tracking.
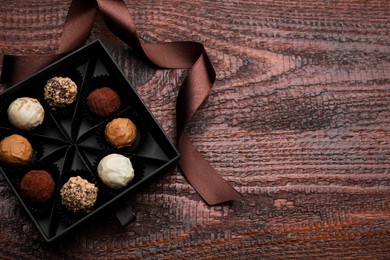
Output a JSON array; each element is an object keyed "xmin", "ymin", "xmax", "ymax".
[{"xmin": 0, "ymin": 40, "xmax": 180, "ymax": 243}]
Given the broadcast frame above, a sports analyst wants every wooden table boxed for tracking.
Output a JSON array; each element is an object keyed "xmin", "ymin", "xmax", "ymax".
[{"xmin": 1, "ymin": 0, "xmax": 390, "ymax": 258}]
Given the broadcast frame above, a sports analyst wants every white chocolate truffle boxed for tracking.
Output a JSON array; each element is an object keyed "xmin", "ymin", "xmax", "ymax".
[
  {"xmin": 97, "ymin": 154, "xmax": 134, "ymax": 189},
  {"xmin": 7, "ymin": 97, "xmax": 45, "ymax": 130}
]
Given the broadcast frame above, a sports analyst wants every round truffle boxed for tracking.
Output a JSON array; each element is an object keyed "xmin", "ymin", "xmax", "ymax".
[
  {"xmin": 105, "ymin": 118, "xmax": 137, "ymax": 148},
  {"xmin": 97, "ymin": 153, "xmax": 134, "ymax": 189},
  {"xmin": 20, "ymin": 170, "xmax": 55, "ymax": 203},
  {"xmin": 0, "ymin": 134, "xmax": 33, "ymax": 165},
  {"xmin": 60, "ymin": 176, "xmax": 98, "ymax": 213},
  {"xmin": 87, "ymin": 87, "xmax": 121, "ymax": 117},
  {"xmin": 44, "ymin": 77, "xmax": 78, "ymax": 108},
  {"xmin": 7, "ymin": 97, "xmax": 45, "ymax": 130}
]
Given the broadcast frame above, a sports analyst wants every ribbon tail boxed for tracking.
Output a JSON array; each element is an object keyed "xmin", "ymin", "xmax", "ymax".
[
  {"xmin": 175, "ymin": 51, "xmax": 241, "ymax": 205},
  {"xmin": 178, "ymin": 134, "xmax": 241, "ymax": 205}
]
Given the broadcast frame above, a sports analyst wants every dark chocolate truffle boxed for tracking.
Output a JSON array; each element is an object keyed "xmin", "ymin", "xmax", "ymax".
[
  {"xmin": 44, "ymin": 77, "xmax": 78, "ymax": 108},
  {"xmin": 87, "ymin": 87, "xmax": 121, "ymax": 117},
  {"xmin": 105, "ymin": 118, "xmax": 137, "ymax": 148},
  {"xmin": 0, "ymin": 134, "xmax": 33, "ymax": 165},
  {"xmin": 20, "ymin": 170, "xmax": 55, "ymax": 203}
]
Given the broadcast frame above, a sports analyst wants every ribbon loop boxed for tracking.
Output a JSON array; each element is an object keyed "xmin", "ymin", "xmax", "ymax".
[
  {"xmin": 58, "ymin": 0, "xmax": 97, "ymax": 52},
  {"xmin": 0, "ymin": 0, "xmax": 240, "ymax": 205}
]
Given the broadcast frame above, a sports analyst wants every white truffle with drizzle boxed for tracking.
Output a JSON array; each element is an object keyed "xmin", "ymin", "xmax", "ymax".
[{"xmin": 7, "ymin": 97, "xmax": 45, "ymax": 130}]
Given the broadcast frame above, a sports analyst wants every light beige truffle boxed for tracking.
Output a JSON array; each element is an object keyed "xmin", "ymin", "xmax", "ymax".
[{"xmin": 0, "ymin": 134, "xmax": 33, "ymax": 165}]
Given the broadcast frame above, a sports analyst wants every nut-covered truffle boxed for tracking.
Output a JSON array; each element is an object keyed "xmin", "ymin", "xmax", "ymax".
[
  {"xmin": 105, "ymin": 118, "xmax": 137, "ymax": 148},
  {"xmin": 7, "ymin": 97, "xmax": 45, "ymax": 130},
  {"xmin": 44, "ymin": 77, "xmax": 78, "ymax": 108},
  {"xmin": 60, "ymin": 176, "xmax": 98, "ymax": 213},
  {"xmin": 20, "ymin": 170, "xmax": 55, "ymax": 203},
  {"xmin": 97, "ymin": 153, "xmax": 134, "ymax": 189},
  {"xmin": 87, "ymin": 87, "xmax": 121, "ymax": 117},
  {"xmin": 0, "ymin": 134, "xmax": 33, "ymax": 165}
]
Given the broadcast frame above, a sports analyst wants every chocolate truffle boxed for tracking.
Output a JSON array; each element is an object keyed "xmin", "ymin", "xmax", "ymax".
[
  {"xmin": 87, "ymin": 87, "xmax": 121, "ymax": 117},
  {"xmin": 20, "ymin": 170, "xmax": 55, "ymax": 203},
  {"xmin": 44, "ymin": 77, "xmax": 78, "ymax": 108},
  {"xmin": 0, "ymin": 134, "xmax": 33, "ymax": 165},
  {"xmin": 97, "ymin": 154, "xmax": 134, "ymax": 189},
  {"xmin": 60, "ymin": 176, "xmax": 98, "ymax": 213},
  {"xmin": 7, "ymin": 97, "xmax": 45, "ymax": 130},
  {"xmin": 105, "ymin": 118, "xmax": 137, "ymax": 148}
]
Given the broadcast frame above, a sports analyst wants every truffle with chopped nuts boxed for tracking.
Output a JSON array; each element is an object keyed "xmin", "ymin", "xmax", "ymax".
[
  {"xmin": 60, "ymin": 176, "xmax": 98, "ymax": 213},
  {"xmin": 44, "ymin": 77, "xmax": 78, "ymax": 108}
]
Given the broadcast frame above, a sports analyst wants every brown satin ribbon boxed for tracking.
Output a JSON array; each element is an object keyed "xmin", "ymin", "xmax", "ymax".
[
  {"xmin": 1, "ymin": 0, "xmax": 97, "ymax": 84},
  {"xmin": 0, "ymin": 0, "xmax": 240, "ymax": 205}
]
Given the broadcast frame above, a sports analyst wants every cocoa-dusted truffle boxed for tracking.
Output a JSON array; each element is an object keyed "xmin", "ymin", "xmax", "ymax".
[
  {"xmin": 60, "ymin": 176, "xmax": 98, "ymax": 213},
  {"xmin": 44, "ymin": 77, "xmax": 78, "ymax": 108},
  {"xmin": 7, "ymin": 97, "xmax": 45, "ymax": 130},
  {"xmin": 105, "ymin": 118, "xmax": 137, "ymax": 148},
  {"xmin": 0, "ymin": 134, "xmax": 33, "ymax": 165},
  {"xmin": 20, "ymin": 170, "xmax": 55, "ymax": 203},
  {"xmin": 87, "ymin": 87, "xmax": 121, "ymax": 117}
]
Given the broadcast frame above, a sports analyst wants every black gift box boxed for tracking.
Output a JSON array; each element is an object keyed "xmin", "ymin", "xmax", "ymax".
[{"xmin": 0, "ymin": 40, "xmax": 180, "ymax": 243}]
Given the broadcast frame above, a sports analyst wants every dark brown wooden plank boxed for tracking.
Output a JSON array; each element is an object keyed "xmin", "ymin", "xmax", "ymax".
[{"xmin": 0, "ymin": 0, "xmax": 390, "ymax": 258}]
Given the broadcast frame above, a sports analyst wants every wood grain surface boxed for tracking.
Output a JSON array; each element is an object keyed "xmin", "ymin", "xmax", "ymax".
[{"xmin": 1, "ymin": 0, "xmax": 390, "ymax": 258}]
